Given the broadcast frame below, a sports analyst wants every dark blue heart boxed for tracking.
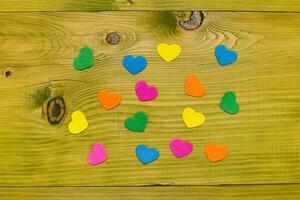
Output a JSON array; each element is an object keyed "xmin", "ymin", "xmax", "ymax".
[
  {"xmin": 123, "ymin": 55, "xmax": 147, "ymax": 75},
  {"xmin": 136, "ymin": 144, "xmax": 159, "ymax": 165},
  {"xmin": 215, "ymin": 45, "xmax": 238, "ymax": 66}
]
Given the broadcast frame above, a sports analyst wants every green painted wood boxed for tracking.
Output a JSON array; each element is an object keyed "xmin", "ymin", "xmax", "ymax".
[
  {"xmin": 0, "ymin": 11, "xmax": 299, "ymax": 186},
  {"xmin": 1, "ymin": 0, "xmax": 300, "ymax": 12},
  {"xmin": 1, "ymin": 185, "xmax": 300, "ymax": 199}
]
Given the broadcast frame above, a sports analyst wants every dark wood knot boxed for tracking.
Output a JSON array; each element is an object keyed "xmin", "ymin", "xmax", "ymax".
[
  {"xmin": 106, "ymin": 32, "xmax": 121, "ymax": 45},
  {"xmin": 46, "ymin": 96, "xmax": 65, "ymax": 125},
  {"xmin": 5, "ymin": 71, "xmax": 11, "ymax": 78},
  {"xmin": 179, "ymin": 11, "xmax": 204, "ymax": 31}
]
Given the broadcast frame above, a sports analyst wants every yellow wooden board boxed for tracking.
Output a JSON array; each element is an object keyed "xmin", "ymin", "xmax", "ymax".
[
  {"xmin": 1, "ymin": 0, "xmax": 300, "ymax": 12},
  {"xmin": 0, "ymin": 11, "xmax": 299, "ymax": 186},
  {"xmin": 1, "ymin": 185, "xmax": 300, "ymax": 199}
]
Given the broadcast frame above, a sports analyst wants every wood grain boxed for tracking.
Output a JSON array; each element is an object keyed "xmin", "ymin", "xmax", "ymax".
[
  {"xmin": 0, "ymin": 11, "xmax": 300, "ymax": 186},
  {"xmin": 1, "ymin": 185, "xmax": 300, "ymax": 199},
  {"xmin": 1, "ymin": 0, "xmax": 300, "ymax": 12}
]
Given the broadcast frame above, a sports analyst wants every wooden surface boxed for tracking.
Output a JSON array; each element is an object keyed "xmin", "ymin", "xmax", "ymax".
[
  {"xmin": 1, "ymin": 0, "xmax": 300, "ymax": 12},
  {"xmin": 1, "ymin": 185, "xmax": 300, "ymax": 199},
  {"xmin": 0, "ymin": 1, "xmax": 300, "ymax": 199}
]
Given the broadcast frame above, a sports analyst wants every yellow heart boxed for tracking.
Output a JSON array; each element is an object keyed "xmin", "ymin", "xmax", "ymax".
[
  {"xmin": 182, "ymin": 108, "xmax": 205, "ymax": 128},
  {"xmin": 157, "ymin": 43, "xmax": 181, "ymax": 62},
  {"xmin": 68, "ymin": 110, "xmax": 88, "ymax": 134}
]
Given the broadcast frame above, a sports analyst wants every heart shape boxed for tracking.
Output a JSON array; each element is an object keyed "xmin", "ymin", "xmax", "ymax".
[
  {"xmin": 136, "ymin": 144, "xmax": 160, "ymax": 165},
  {"xmin": 122, "ymin": 55, "xmax": 147, "ymax": 75},
  {"xmin": 182, "ymin": 108, "xmax": 206, "ymax": 128},
  {"xmin": 185, "ymin": 74, "xmax": 205, "ymax": 97},
  {"xmin": 157, "ymin": 43, "xmax": 181, "ymax": 62},
  {"xmin": 220, "ymin": 91, "xmax": 239, "ymax": 114},
  {"xmin": 97, "ymin": 90, "xmax": 121, "ymax": 110},
  {"xmin": 73, "ymin": 47, "xmax": 94, "ymax": 70},
  {"xmin": 205, "ymin": 143, "xmax": 228, "ymax": 162},
  {"xmin": 68, "ymin": 110, "xmax": 88, "ymax": 134},
  {"xmin": 215, "ymin": 45, "xmax": 237, "ymax": 66},
  {"xmin": 87, "ymin": 142, "xmax": 107, "ymax": 166},
  {"xmin": 170, "ymin": 138, "xmax": 193, "ymax": 158},
  {"xmin": 135, "ymin": 80, "xmax": 158, "ymax": 102},
  {"xmin": 124, "ymin": 112, "xmax": 148, "ymax": 132}
]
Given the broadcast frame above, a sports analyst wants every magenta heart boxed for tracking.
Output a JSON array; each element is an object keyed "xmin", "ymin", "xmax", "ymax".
[
  {"xmin": 170, "ymin": 138, "xmax": 193, "ymax": 158},
  {"xmin": 135, "ymin": 80, "xmax": 158, "ymax": 102},
  {"xmin": 87, "ymin": 142, "xmax": 107, "ymax": 166}
]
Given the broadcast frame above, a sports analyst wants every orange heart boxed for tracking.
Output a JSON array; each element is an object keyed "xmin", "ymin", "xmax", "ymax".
[
  {"xmin": 205, "ymin": 143, "xmax": 228, "ymax": 162},
  {"xmin": 185, "ymin": 74, "xmax": 205, "ymax": 97},
  {"xmin": 97, "ymin": 90, "xmax": 121, "ymax": 110}
]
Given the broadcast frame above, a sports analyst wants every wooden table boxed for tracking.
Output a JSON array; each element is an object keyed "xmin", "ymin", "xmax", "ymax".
[{"xmin": 0, "ymin": 0, "xmax": 300, "ymax": 199}]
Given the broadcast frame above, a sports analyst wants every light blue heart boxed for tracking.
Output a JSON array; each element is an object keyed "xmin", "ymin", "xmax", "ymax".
[
  {"xmin": 136, "ymin": 144, "xmax": 159, "ymax": 165},
  {"xmin": 122, "ymin": 55, "xmax": 147, "ymax": 75},
  {"xmin": 215, "ymin": 45, "xmax": 238, "ymax": 66}
]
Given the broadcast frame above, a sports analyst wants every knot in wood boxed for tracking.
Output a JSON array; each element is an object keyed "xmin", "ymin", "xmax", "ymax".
[
  {"xmin": 106, "ymin": 32, "xmax": 121, "ymax": 45},
  {"xmin": 179, "ymin": 11, "xmax": 204, "ymax": 31},
  {"xmin": 47, "ymin": 96, "xmax": 65, "ymax": 125},
  {"xmin": 126, "ymin": 0, "xmax": 133, "ymax": 5},
  {"xmin": 4, "ymin": 71, "xmax": 11, "ymax": 78}
]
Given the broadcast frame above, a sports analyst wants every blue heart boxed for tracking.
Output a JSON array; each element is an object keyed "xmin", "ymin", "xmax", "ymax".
[
  {"xmin": 136, "ymin": 144, "xmax": 159, "ymax": 165},
  {"xmin": 122, "ymin": 55, "xmax": 147, "ymax": 75},
  {"xmin": 215, "ymin": 45, "xmax": 238, "ymax": 66}
]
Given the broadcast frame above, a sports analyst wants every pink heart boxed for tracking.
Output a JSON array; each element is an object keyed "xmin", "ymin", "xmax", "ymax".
[
  {"xmin": 135, "ymin": 80, "xmax": 158, "ymax": 102},
  {"xmin": 170, "ymin": 138, "xmax": 193, "ymax": 158},
  {"xmin": 87, "ymin": 142, "xmax": 107, "ymax": 166}
]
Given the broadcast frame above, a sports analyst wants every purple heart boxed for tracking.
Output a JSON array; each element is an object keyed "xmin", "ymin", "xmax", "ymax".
[{"xmin": 135, "ymin": 80, "xmax": 158, "ymax": 102}]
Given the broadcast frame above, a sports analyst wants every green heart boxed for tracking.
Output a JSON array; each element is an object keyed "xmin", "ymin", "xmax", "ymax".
[
  {"xmin": 220, "ymin": 91, "xmax": 239, "ymax": 114},
  {"xmin": 73, "ymin": 47, "xmax": 94, "ymax": 70},
  {"xmin": 125, "ymin": 112, "xmax": 148, "ymax": 132}
]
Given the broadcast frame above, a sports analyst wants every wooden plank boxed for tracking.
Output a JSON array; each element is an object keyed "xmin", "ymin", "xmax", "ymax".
[
  {"xmin": 0, "ymin": 11, "xmax": 300, "ymax": 186},
  {"xmin": 1, "ymin": 0, "xmax": 300, "ymax": 12},
  {"xmin": 1, "ymin": 185, "xmax": 300, "ymax": 199}
]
